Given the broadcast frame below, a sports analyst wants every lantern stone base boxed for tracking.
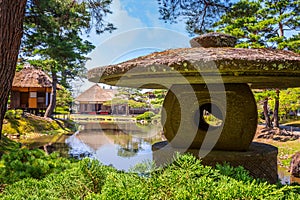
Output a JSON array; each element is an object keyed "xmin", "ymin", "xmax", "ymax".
[{"xmin": 152, "ymin": 141, "xmax": 278, "ymax": 184}]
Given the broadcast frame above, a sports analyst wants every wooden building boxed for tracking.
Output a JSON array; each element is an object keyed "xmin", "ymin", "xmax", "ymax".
[
  {"xmin": 75, "ymin": 84, "xmax": 117, "ymax": 114},
  {"xmin": 10, "ymin": 67, "xmax": 53, "ymax": 113}
]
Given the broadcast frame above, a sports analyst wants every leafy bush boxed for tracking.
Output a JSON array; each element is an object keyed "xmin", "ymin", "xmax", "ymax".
[
  {"xmin": 1, "ymin": 158, "xmax": 116, "ymax": 199},
  {"xmin": 4, "ymin": 109, "xmax": 23, "ymax": 119},
  {"xmin": 136, "ymin": 111, "xmax": 155, "ymax": 121},
  {"xmin": 0, "ymin": 136, "xmax": 20, "ymax": 157},
  {"xmin": 55, "ymin": 106, "xmax": 70, "ymax": 114},
  {"xmin": 0, "ymin": 149, "xmax": 72, "ymax": 184},
  {"xmin": 1, "ymin": 153, "xmax": 300, "ymax": 199}
]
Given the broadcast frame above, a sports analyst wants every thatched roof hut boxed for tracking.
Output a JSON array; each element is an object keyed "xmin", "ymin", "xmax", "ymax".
[
  {"xmin": 75, "ymin": 84, "xmax": 116, "ymax": 104},
  {"xmin": 75, "ymin": 84, "xmax": 117, "ymax": 114},
  {"xmin": 12, "ymin": 67, "xmax": 53, "ymax": 89},
  {"xmin": 10, "ymin": 67, "xmax": 55, "ymax": 110}
]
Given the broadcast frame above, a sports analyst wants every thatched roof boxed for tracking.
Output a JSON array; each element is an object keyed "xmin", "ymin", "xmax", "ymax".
[
  {"xmin": 75, "ymin": 84, "xmax": 116, "ymax": 103},
  {"xmin": 12, "ymin": 67, "xmax": 53, "ymax": 88}
]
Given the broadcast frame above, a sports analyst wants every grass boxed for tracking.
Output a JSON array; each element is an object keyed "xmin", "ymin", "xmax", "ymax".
[
  {"xmin": 256, "ymin": 139, "xmax": 300, "ymax": 168},
  {"xmin": 283, "ymin": 120, "xmax": 300, "ymax": 127},
  {"xmin": 69, "ymin": 114, "xmax": 137, "ymax": 123},
  {"xmin": 2, "ymin": 114, "xmax": 75, "ymax": 137},
  {"xmin": 256, "ymin": 119, "xmax": 300, "ymax": 168}
]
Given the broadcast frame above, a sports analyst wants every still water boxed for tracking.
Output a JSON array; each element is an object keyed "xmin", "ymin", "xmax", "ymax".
[
  {"xmin": 20, "ymin": 122, "xmax": 299, "ymax": 184},
  {"xmin": 65, "ymin": 122, "xmax": 164, "ymax": 171}
]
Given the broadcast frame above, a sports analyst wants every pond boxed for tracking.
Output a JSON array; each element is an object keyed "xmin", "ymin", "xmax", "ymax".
[
  {"xmin": 19, "ymin": 121, "xmax": 300, "ymax": 184},
  {"xmin": 65, "ymin": 122, "xmax": 164, "ymax": 170},
  {"xmin": 20, "ymin": 122, "xmax": 164, "ymax": 171}
]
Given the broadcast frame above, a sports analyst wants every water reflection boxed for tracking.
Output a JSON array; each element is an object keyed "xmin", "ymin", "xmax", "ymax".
[
  {"xmin": 66, "ymin": 122, "xmax": 164, "ymax": 171},
  {"xmin": 278, "ymin": 166, "xmax": 300, "ymax": 185}
]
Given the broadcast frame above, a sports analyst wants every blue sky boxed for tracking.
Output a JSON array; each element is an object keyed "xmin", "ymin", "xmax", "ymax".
[{"xmin": 74, "ymin": 0, "xmax": 192, "ymax": 94}]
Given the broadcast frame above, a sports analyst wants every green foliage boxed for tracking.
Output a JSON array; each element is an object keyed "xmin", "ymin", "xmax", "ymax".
[
  {"xmin": 215, "ymin": 0, "xmax": 268, "ymax": 48},
  {"xmin": 1, "ymin": 153, "xmax": 300, "ymax": 199},
  {"xmin": 2, "ymin": 113, "xmax": 72, "ymax": 136},
  {"xmin": 215, "ymin": 162, "xmax": 254, "ymax": 182},
  {"xmin": 158, "ymin": 0, "xmax": 232, "ymax": 34},
  {"xmin": 0, "ymin": 136, "xmax": 20, "ymax": 157},
  {"xmin": 0, "ymin": 149, "xmax": 72, "ymax": 184},
  {"xmin": 159, "ymin": 0, "xmax": 300, "ymax": 50},
  {"xmin": 54, "ymin": 106, "xmax": 70, "ymax": 114},
  {"xmin": 215, "ymin": 0, "xmax": 300, "ymax": 50},
  {"xmin": 128, "ymin": 99, "xmax": 147, "ymax": 108},
  {"xmin": 1, "ymin": 158, "xmax": 116, "ymax": 199},
  {"xmin": 106, "ymin": 98, "xmax": 147, "ymax": 109},
  {"xmin": 150, "ymin": 89, "xmax": 166, "ymax": 109},
  {"xmin": 116, "ymin": 87, "xmax": 145, "ymax": 100},
  {"xmin": 136, "ymin": 111, "xmax": 155, "ymax": 121},
  {"xmin": 254, "ymin": 88, "xmax": 300, "ymax": 120},
  {"xmin": 56, "ymin": 88, "xmax": 73, "ymax": 109},
  {"xmin": 4, "ymin": 109, "xmax": 23, "ymax": 120},
  {"xmin": 129, "ymin": 160, "xmax": 159, "ymax": 177},
  {"xmin": 22, "ymin": 0, "xmax": 115, "ymax": 98}
]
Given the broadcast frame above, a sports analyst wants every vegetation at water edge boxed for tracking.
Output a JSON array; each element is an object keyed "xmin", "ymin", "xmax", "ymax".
[{"xmin": 0, "ymin": 152, "xmax": 299, "ymax": 199}]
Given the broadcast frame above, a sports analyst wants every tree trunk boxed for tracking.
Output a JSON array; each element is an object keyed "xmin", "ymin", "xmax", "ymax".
[
  {"xmin": 0, "ymin": 0, "xmax": 27, "ymax": 139},
  {"xmin": 44, "ymin": 71, "xmax": 57, "ymax": 118},
  {"xmin": 126, "ymin": 104, "xmax": 129, "ymax": 115},
  {"xmin": 263, "ymin": 97, "xmax": 272, "ymax": 128},
  {"xmin": 273, "ymin": 89, "xmax": 280, "ymax": 128}
]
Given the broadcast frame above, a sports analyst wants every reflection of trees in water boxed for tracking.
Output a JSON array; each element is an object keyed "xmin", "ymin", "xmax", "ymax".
[
  {"xmin": 106, "ymin": 130, "xmax": 143, "ymax": 158},
  {"xmin": 104, "ymin": 126, "xmax": 164, "ymax": 158},
  {"xmin": 76, "ymin": 122, "xmax": 164, "ymax": 158},
  {"xmin": 117, "ymin": 147, "xmax": 139, "ymax": 157}
]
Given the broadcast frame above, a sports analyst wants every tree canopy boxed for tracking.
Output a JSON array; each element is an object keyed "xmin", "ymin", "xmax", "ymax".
[
  {"xmin": 158, "ymin": 0, "xmax": 300, "ymax": 52},
  {"xmin": 20, "ymin": 0, "xmax": 116, "ymax": 117},
  {"xmin": 215, "ymin": 0, "xmax": 300, "ymax": 50},
  {"xmin": 158, "ymin": 0, "xmax": 232, "ymax": 34},
  {"xmin": 22, "ymin": 0, "xmax": 110, "ymax": 88}
]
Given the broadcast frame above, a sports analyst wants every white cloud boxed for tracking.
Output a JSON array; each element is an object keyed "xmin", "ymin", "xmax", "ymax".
[{"xmin": 75, "ymin": 0, "xmax": 191, "ymax": 95}]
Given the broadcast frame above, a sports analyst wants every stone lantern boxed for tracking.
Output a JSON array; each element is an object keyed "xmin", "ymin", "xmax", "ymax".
[{"xmin": 88, "ymin": 33, "xmax": 300, "ymax": 183}]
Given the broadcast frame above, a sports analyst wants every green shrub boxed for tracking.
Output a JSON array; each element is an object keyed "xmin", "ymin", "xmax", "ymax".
[
  {"xmin": 1, "ymin": 158, "xmax": 116, "ymax": 199},
  {"xmin": 1, "ymin": 123, "xmax": 18, "ymax": 135},
  {"xmin": 0, "ymin": 148, "xmax": 72, "ymax": 184},
  {"xmin": 4, "ymin": 109, "xmax": 23, "ymax": 120},
  {"xmin": 136, "ymin": 111, "xmax": 155, "ymax": 121},
  {"xmin": 0, "ymin": 136, "xmax": 20, "ymax": 156},
  {"xmin": 55, "ymin": 106, "xmax": 69, "ymax": 114},
  {"xmin": 1, "ymin": 153, "xmax": 300, "ymax": 199}
]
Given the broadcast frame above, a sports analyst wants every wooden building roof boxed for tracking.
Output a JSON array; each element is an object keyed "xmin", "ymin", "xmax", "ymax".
[
  {"xmin": 75, "ymin": 84, "xmax": 116, "ymax": 103},
  {"xmin": 12, "ymin": 67, "xmax": 53, "ymax": 88}
]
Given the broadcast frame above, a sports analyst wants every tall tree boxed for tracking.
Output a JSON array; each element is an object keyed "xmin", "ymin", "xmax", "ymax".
[
  {"xmin": 159, "ymin": 0, "xmax": 300, "ymax": 128},
  {"xmin": 273, "ymin": 89, "xmax": 280, "ymax": 128},
  {"xmin": 215, "ymin": 0, "xmax": 300, "ymax": 127},
  {"xmin": 0, "ymin": 0, "xmax": 27, "ymax": 139},
  {"xmin": 22, "ymin": 0, "xmax": 115, "ymax": 117},
  {"xmin": 215, "ymin": 0, "xmax": 300, "ymax": 49},
  {"xmin": 214, "ymin": 0, "xmax": 271, "ymax": 48},
  {"xmin": 0, "ymin": 0, "xmax": 115, "ymax": 137}
]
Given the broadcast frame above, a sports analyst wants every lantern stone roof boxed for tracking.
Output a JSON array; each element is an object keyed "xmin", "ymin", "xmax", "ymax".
[
  {"xmin": 75, "ymin": 84, "xmax": 116, "ymax": 103},
  {"xmin": 88, "ymin": 33, "xmax": 300, "ymax": 89}
]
